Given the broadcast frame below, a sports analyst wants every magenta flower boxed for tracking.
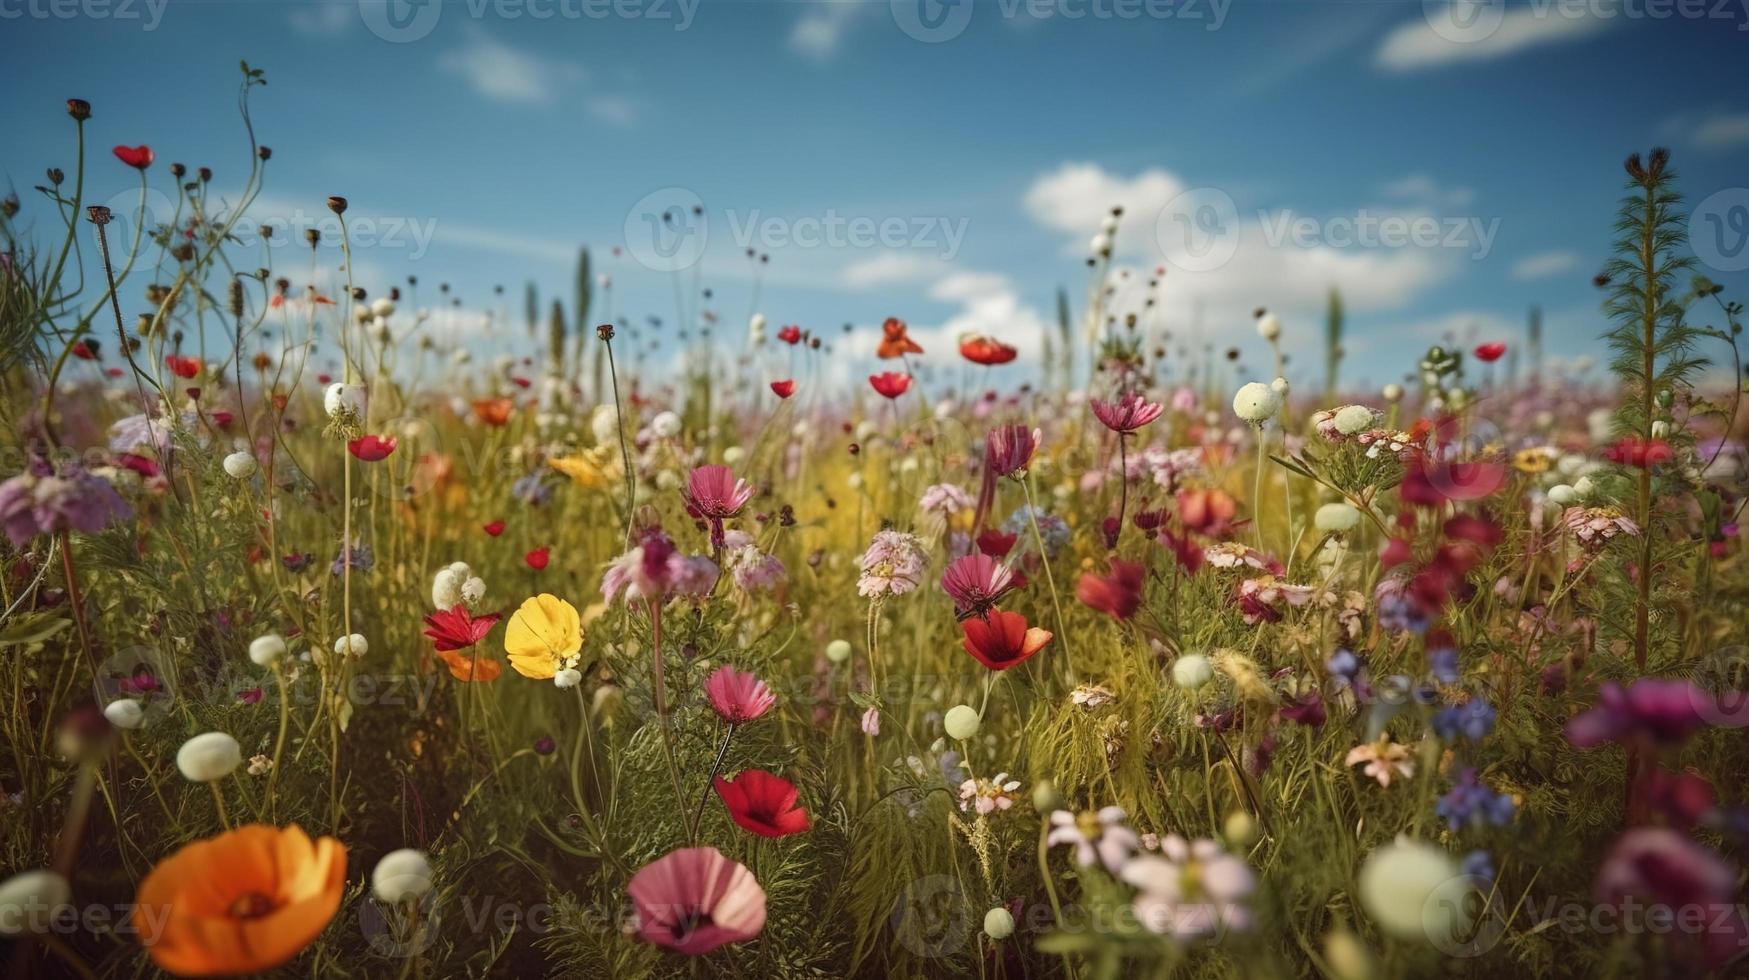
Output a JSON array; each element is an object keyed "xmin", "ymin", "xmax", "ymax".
[
  {"xmin": 1595, "ymin": 828, "xmax": 1749, "ymax": 967},
  {"xmin": 985, "ymin": 424, "xmax": 1040, "ymax": 479},
  {"xmin": 1090, "ymin": 392, "xmax": 1164, "ymax": 434},
  {"xmin": 602, "ymin": 528, "xmax": 720, "ymax": 604},
  {"xmin": 627, "ymin": 846, "xmax": 767, "ymax": 955},
  {"xmin": 682, "ymin": 464, "xmax": 755, "ymax": 552},
  {"xmin": 706, "ymin": 665, "xmax": 776, "ymax": 725},
  {"xmin": 1565, "ymin": 678, "xmax": 1715, "ymax": 748},
  {"xmin": 0, "ymin": 461, "xmax": 133, "ymax": 548},
  {"xmin": 940, "ymin": 553, "xmax": 1016, "ymax": 618}
]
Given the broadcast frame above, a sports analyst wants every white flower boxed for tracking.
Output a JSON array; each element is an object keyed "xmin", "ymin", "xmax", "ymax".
[
  {"xmin": 370, "ymin": 297, "xmax": 396, "ymax": 318},
  {"xmin": 1357, "ymin": 838, "xmax": 1470, "ymax": 944},
  {"xmin": 222, "ymin": 451, "xmax": 257, "ymax": 479},
  {"xmin": 554, "ymin": 668, "xmax": 582, "ymax": 689},
  {"xmin": 1100, "ymin": 213, "xmax": 1120, "ymax": 235},
  {"xmin": 1651, "ymin": 420, "xmax": 1671, "ymax": 439},
  {"xmin": 372, "ymin": 849, "xmax": 434, "ymax": 904},
  {"xmin": 1255, "ymin": 311, "xmax": 1281, "ymax": 341},
  {"xmin": 983, "ymin": 907, "xmax": 1015, "ymax": 940},
  {"xmin": 431, "ymin": 561, "xmax": 472, "ymax": 609},
  {"xmin": 1171, "ymin": 654, "xmax": 1214, "ymax": 690},
  {"xmin": 1090, "ymin": 232, "xmax": 1112, "ymax": 257},
  {"xmin": 323, "ymin": 382, "xmax": 367, "ymax": 421},
  {"xmin": 1047, "ymin": 806, "xmax": 1139, "ymax": 873},
  {"xmin": 1232, "ymin": 382, "xmax": 1281, "ymax": 423},
  {"xmin": 248, "ymin": 633, "xmax": 287, "ymax": 667},
  {"xmin": 943, "ymin": 704, "xmax": 981, "ymax": 740},
  {"xmin": 1572, "ymin": 475, "xmax": 1595, "ymax": 499},
  {"xmin": 825, "ymin": 639, "xmax": 852, "ymax": 664},
  {"xmin": 1382, "ymin": 383, "xmax": 1404, "ymax": 403},
  {"xmin": 103, "ymin": 699, "xmax": 144, "ymax": 729},
  {"xmin": 655, "ymin": 469, "xmax": 681, "ymax": 491},
  {"xmin": 1546, "ymin": 484, "xmax": 1578, "ymax": 506},
  {"xmin": 651, "ymin": 411, "xmax": 682, "ymax": 439},
  {"xmin": 460, "ymin": 576, "xmax": 486, "ymax": 606},
  {"xmin": 722, "ymin": 446, "xmax": 746, "ymax": 466},
  {"xmin": 334, "ymin": 634, "xmax": 369, "ymax": 659},
  {"xmin": 1333, "ymin": 405, "xmax": 1375, "ymax": 435},
  {"xmin": 176, "ymin": 732, "xmax": 242, "ymax": 782},
  {"xmin": 0, "ymin": 870, "xmax": 71, "ymax": 936},
  {"xmin": 1315, "ymin": 502, "xmax": 1361, "ymax": 533}
]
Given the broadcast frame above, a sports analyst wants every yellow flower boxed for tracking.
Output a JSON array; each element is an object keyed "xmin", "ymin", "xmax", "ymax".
[
  {"xmin": 549, "ymin": 448, "xmax": 615, "ymax": 489},
  {"xmin": 1513, "ymin": 447, "xmax": 1554, "ymax": 474},
  {"xmin": 504, "ymin": 594, "xmax": 582, "ymax": 680}
]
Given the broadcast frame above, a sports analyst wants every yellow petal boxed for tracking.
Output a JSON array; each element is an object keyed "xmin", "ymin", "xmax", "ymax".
[{"xmin": 504, "ymin": 594, "xmax": 582, "ymax": 680}]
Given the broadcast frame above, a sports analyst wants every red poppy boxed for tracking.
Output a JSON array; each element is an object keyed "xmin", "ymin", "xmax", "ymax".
[
  {"xmin": 1604, "ymin": 436, "xmax": 1673, "ymax": 469},
  {"xmin": 1158, "ymin": 526, "xmax": 1204, "ymax": 574},
  {"xmin": 777, "ymin": 325, "xmax": 803, "ymax": 345},
  {"xmin": 976, "ymin": 529, "xmax": 1018, "ymax": 558},
  {"xmin": 1473, "ymin": 342, "xmax": 1507, "ymax": 363},
  {"xmin": 422, "ymin": 605, "xmax": 502, "ymax": 652},
  {"xmin": 960, "ymin": 610, "xmax": 1052, "ymax": 670},
  {"xmin": 959, "ymin": 334, "xmax": 1017, "ymax": 366},
  {"xmin": 510, "ymin": 376, "xmax": 532, "ymax": 389},
  {"xmin": 347, "ymin": 435, "xmax": 397, "ymax": 461},
  {"xmin": 105, "ymin": 367, "xmax": 124, "ymax": 378},
  {"xmin": 113, "ymin": 144, "xmax": 154, "ymax": 170},
  {"xmin": 770, "ymin": 379, "xmax": 796, "ymax": 399},
  {"xmin": 317, "ymin": 373, "xmax": 333, "ymax": 385},
  {"xmin": 869, "ymin": 372, "xmax": 912, "ymax": 399},
  {"xmin": 210, "ymin": 411, "xmax": 234, "ymax": 429},
  {"xmin": 1076, "ymin": 560, "xmax": 1145, "ymax": 620},
  {"xmin": 72, "ymin": 340, "xmax": 99, "ymax": 360},
  {"xmin": 525, "ymin": 546, "xmax": 550, "ymax": 570},
  {"xmin": 165, "ymin": 355, "xmax": 201, "ymax": 379},
  {"xmin": 1399, "ymin": 459, "xmax": 1506, "ymax": 505},
  {"xmin": 713, "ymin": 770, "xmax": 810, "ymax": 838},
  {"xmin": 876, "ymin": 317, "xmax": 923, "ymax": 358},
  {"xmin": 483, "ymin": 520, "xmax": 506, "ymax": 537},
  {"xmin": 1176, "ymin": 488, "xmax": 1238, "ymax": 537},
  {"xmin": 473, "ymin": 398, "xmax": 514, "ymax": 427}
]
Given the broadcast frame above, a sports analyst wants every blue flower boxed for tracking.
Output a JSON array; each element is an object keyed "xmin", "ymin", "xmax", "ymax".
[
  {"xmin": 1433, "ymin": 699, "xmax": 1497, "ymax": 743},
  {"xmin": 1325, "ymin": 648, "xmax": 1361, "ymax": 686},
  {"xmin": 1437, "ymin": 768, "xmax": 1516, "ymax": 831},
  {"xmin": 513, "ymin": 472, "xmax": 553, "ymax": 507},
  {"xmin": 1002, "ymin": 505, "xmax": 1069, "ymax": 556},
  {"xmin": 1427, "ymin": 644, "xmax": 1460, "ymax": 685},
  {"xmin": 1378, "ymin": 592, "xmax": 1431, "ymax": 635},
  {"xmin": 331, "ymin": 543, "xmax": 373, "ymax": 576},
  {"xmin": 1461, "ymin": 849, "xmax": 1497, "ymax": 884}
]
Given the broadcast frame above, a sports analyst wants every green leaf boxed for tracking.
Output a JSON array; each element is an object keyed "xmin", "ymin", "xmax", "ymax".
[{"xmin": 0, "ymin": 613, "xmax": 71, "ymax": 648}]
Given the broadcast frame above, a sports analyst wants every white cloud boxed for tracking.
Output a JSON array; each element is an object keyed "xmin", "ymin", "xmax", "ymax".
[
  {"xmin": 1023, "ymin": 162, "xmax": 1187, "ymax": 257},
  {"xmin": 1511, "ymin": 250, "xmax": 1580, "ymax": 282},
  {"xmin": 929, "ymin": 271, "xmax": 1011, "ymax": 303},
  {"xmin": 1692, "ymin": 112, "xmax": 1749, "ymax": 149},
  {"xmin": 288, "ymin": 1, "xmax": 351, "ymax": 36},
  {"xmin": 789, "ymin": 2, "xmax": 863, "ymax": 62},
  {"xmin": 1376, "ymin": 4, "xmax": 1612, "ymax": 72},
  {"xmin": 839, "ymin": 253, "xmax": 945, "ymax": 289},
  {"xmin": 584, "ymin": 95, "xmax": 640, "ymax": 127},
  {"xmin": 440, "ymin": 28, "xmax": 584, "ymax": 105},
  {"xmin": 1380, "ymin": 174, "xmax": 1476, "ymax": 209}
]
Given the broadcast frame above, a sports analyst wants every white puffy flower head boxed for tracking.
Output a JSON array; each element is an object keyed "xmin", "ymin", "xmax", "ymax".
[
  {"xmin": 1255, "ymin": 311, "xmax": 1281, "ymax": 341},
  {"xmin": 176, "ymin": 731, "xmax": 242, "ymax": 782},
  {"xmin": 944, "ymin": 705, "xmax": 981, "ymax": 740},
  {"xmin": 553, "ymin": 668, "xmax": 583, "ymax": 689},
  {"xmin": 431, "ymin": 562, "xmax": 473, "ymax": 609},
  {"xmin": 1232, "ymin": 382, "xmax": 1281, "ymax": 423},
  {"xmin": 323, "ymin": 382, "xmax": 367, "ymax": 421},
  {"xmin": 1333, "ymin": 405, "xmax": 1376, "ymax": 435},
  {"xmin": 104, "ymin": 699, "xmax": 145, "ymax": 730},
  {"xmin": 722, "ymin": 446, "xmax": 746, "ymax": 466},
  {"xmin": 460, "ymin": 576, "xmax": 486, "ymax": 606},
  {"xmin": 372, "ymin": 848, "xmax": 434, "ymax": 904},
  {"xmin": 0, "ymin": 870, "xmax": 72, "ymax": 936},
  {"xmin": 589, "ymin": 404, "xmax": 621, "ymax": 446},
  {"xmin": 825, "ymin": 639, "xmax": 852, "ymax": 664},
  {"xmin": 222, "ymin": 451, "xmax": 257, "ymax": 479},
  {"xmin": 1547, "ymin": 484, "xmax": 1578, "ymax": 506},
  {"xmin": 1171, "ymin": 654, "xmax": 1214, "ymax": 690},
  {"xmin": 1358, "ymin": 838, "xmax": 1469, "ymax": 944},
  {"xmin": 1315, "ymin": 502, "xmax": 1361, "ymax": 533},
  {"xmin": 334, "ymin": 633, "xmax": 369, "ymax": 659},
  {"xmin": 249, "ymin": 633, "xmax": 287, "ymax": 667},
  {"xmin": 983, "ymin": 907, "xmax": 1016, "ymax": 940},
  {"xmin": 370, "ymin": 297, "xmax": 396, "ymax": 318},
  {"xmin": 1382, "ymin": 383, "xmax": 1404, "ymax": 403},
  {"xmin": 1090, "ymin": 232, "xmax": 1112, "ymax": 257},
  {"xmin": 651, "ymin": 411, "xmax": 682, "ymax": 439}
]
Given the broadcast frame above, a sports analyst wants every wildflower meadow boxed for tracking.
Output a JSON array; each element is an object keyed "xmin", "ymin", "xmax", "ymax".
[{"xmin": 4, "ymin": 32, "xmax": 1749, "ymax": 980}]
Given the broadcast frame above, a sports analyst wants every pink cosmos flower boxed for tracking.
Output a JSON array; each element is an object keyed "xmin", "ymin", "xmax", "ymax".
[
  {"xmin": 627, "ymin": 846, "xmax": 767, "ymax": 955},
  {"xmin": 856, "ymin": 529, "xmax": 927, "ymax": 598},
  {"xmin": 985, "ymin": 424, "xmax": 1039, "ymax": 479},
  {"xmin": 1566, "ymin": 678, "xmax": 1717, "ymax": 748},
  {"xmin": 705, "ymin": 665, "xmax": 775, "ymax": 725},
  {"xmin": 939, "ymin": 552, "xmax": 1016, "ymax": 617},
  {"xmin": 602, "ymin": 529, "xmax": 720, "ymax": 604},
  {"xmin": 683, "ymin": 464, "xmax": 755, "ymax": 551},
  {"xmin": 1090, "ymin": 392, "xmax": 1164, "ymax": 434},
  {"xmin": 1595, "ymin": 828, "xmax": 1749, "ymax": 968}
]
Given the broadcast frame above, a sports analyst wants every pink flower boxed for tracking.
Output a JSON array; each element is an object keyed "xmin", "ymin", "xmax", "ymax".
[
  {"xmin": 627, "ymin": 846, "xmax": 767, "ymax": 955},
  {"xmin": 682, "ymin": 464, "xmax": 755, "ymax": 551},
  {"xmin": 859, "ymin": 706, "xmax": 881, "ymax": 736},
  {"xmin": 602, "ymin": 529, "xmax": 721, "ymax": 604},
  {"xmin": 705, "ymin": 665, "xmax": 775, "ymax": 725},
  {"xmin": 1595, "ymin": 828, "xmax": 1749, "ymax": 967},
  {"xmin": 1090, "ymin": 392, "xmax": 1164, "ymax": 434},
  {"xmin": 1345, "ymin": 737, "xmax": 1415, "ymax": 787},
  {"xmin": 985, "ymin": 424, "xmax": 1039, "ymax": 479},
  {"xmin": 856, "ymin": 529, "xmax": 927, "ymax": 598},
  {"xmin": 939, "ymin": 553, "xmax": 1016, "ymax": 617},
  {"xmin": 1566, "ymin": 678, "xmax": 1716, "ymax": 748}
]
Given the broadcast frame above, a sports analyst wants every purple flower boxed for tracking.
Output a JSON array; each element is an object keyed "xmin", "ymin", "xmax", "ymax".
[
  {"xmin": 1595, "ymin": 828, "xmax": 1749, "ymax": 968},
  {"xmin": 0, "ymin": 462, "xmax": 133, "ymax": 547},
  {"xmin": 1437, "ymin": 768, "xmax": 1516, "ymax": 831},
  {"xmin": 1565, "ymin": 678, "xmax": 1713, "ymax": 748},
  {"xmin": 331, "ymin": 542, "xmax": 374, "ymax": 576},
  {"xmin": 1279, "ymin": 691, "xmax": 1327, "ymax": 727},
  {"xmin": 1433, "ymin": 698, "xmax": 1497, "ymax": 742},
  {"xmin": 1325, "ymin": 648, "xmax": 1361, "ymax": 687},
  {"xmin": 513, "ymin": 472, "xmax": 552, "ymax": 507}
]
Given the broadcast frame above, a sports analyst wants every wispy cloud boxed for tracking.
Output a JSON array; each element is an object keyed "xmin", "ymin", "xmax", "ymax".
[
  {"xmin": 1376, "ymin": 3, "xmax": 1612, "ymax": 72},
  {"xmin": 1380, "ymin": 174, "xmax": 1476, "ymax": 209},
  {"xmin": 440, "ymin": 27, "xmax": 585, "ymax": 105},
  {"xmin": 789, "ymin": 1, "xmax": 864, "ymax": 62},
  {"xmin": 1665, "ymin": 109, "xmax": 1749, "ymax": 150},
  {"xmin": 287, "ymin": 0, "xmax": 351, "ymax": 36},
  {"xmin": 839, "ymin": 253, "xmax": 946, "ymax": 289},
  {"xmin": 1511, "ymin": 250, "xmax": 1580, "ymax": 282}
]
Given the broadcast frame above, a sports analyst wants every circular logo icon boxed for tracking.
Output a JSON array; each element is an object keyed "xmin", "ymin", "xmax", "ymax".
[
  {"xmin": 890, "ymin": 874, "xmax": 972, "ymax": 958},
  {"xmin": 1421, "ymin": 0, "xmax": 1505, "ymax": 46},
  {"xmin": 359, "ymin": 0, "xmax": 443, "ymax": 44},
  {"xmin": 891, "ymin": 0, "xmax": 974, "ymax": 43},
  {"xmin": 622, "ymin": 187, "xmax": 707, "ymax": 273},
  {"xmin": 1690, "ymin": 187, "xmax": 1749, "ymax": 274},
  {"xmin": 99, "ymin": 186, "xmax": 177, "ymax": 253},
  {"xmin": 1154, "ymin": 187, "xmax": 1240, "ymax": 273},
  {"xmin": 1689, "ymin": 645, "xmax": 1749, "ymax": 728},
  {"xmin": 359, "ymin": 892, "xmax": 442, "ymax": 957},
  {"xmin": 1425, "ymin": 874, "xmax": 1507, "ymax": 957}
]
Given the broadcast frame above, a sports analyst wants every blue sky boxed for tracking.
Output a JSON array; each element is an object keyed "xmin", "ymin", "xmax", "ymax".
[{"xmin": 5, "ymin": 0, "xmax": 1749, "ymax": 392}]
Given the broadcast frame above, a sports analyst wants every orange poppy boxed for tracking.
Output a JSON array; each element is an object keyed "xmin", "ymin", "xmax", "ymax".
[
  {"xmin": 959, "ymin": 334, "xmax": 1017, "ymax": 365},
  {"xmin": 135, "ymin": 823, "xmax": 347, "ymax": 977},
  {"xmin": 876, "ymin": 317, "xmax": 923, "ymax": 359},
  {"xmin": 436, "ymin": 647, "xmax": 503, "ymax": 681},
  {"xmin": 473, "ymin": 397, "xmax": 515, "ymax": 427}
]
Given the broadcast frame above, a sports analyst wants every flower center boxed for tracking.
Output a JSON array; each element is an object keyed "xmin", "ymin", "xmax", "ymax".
[
  {"xmin": 228, "ymin": 891, "xmax": 275, "ymax": 919},
  {"xmin": 672, "ymin": 908, "xmax": 714, "ymax": 940}
]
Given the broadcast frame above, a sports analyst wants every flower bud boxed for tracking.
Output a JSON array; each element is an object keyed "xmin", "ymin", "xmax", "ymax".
[
  {"xmin": 983, "ymin": 907, "xmax": 1015, "ymax": 940},
  {"xmin": 371, "ymin": 849, "xmax": 434, "ymax": 904},
  {"xmin": 943, "ymin": 704, "xmax": 980, "ymax": 740},
  {"xmin": 104, "ymin": 699, "xmax": 145, "ymax": 730},
  {"xmin": 176, "ymin": 732, "xmax": 242, "ymax": 782},
  {"xmin": 249, "ymin": 633, "xmax": 287, "ymax": 667},
  {"xmin": 825, "ymin": 639, "xmax": 852, "ymax": 664},
  {"xmin": 0, "ymin": 870, "xmax": 72, "ymax": 935},
  {"xmin": 222, "ymin": 451, "xmax": 257, "ymax": 479}
]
